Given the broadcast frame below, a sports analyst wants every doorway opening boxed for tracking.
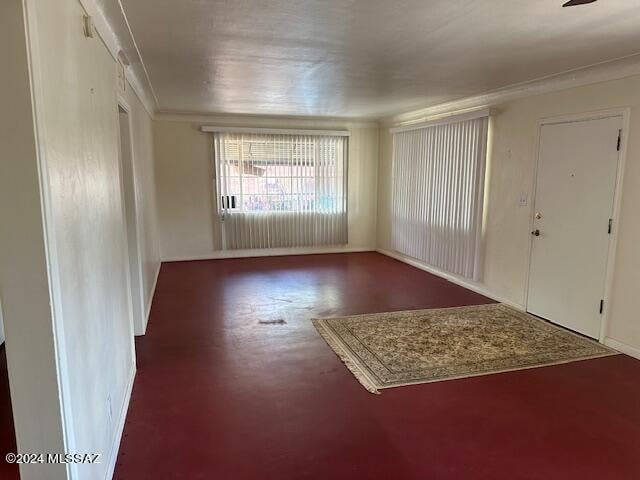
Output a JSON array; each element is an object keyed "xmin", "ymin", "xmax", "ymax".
[{"xmin": 118, "ymin": 104, "xmax": 145, "ymax": 336}]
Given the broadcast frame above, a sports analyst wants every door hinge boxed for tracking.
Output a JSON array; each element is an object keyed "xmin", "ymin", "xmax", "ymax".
[
  {"xmin": 617, "ymin": 129, "xmax": 622, "ymax": 151},
  {"xmin": 608, "ymin": 218, "xmax": 613, "ymax": 234},
  {"xmin": 599, "ymin": 300, "xmax": 604, "ymax": 314}
]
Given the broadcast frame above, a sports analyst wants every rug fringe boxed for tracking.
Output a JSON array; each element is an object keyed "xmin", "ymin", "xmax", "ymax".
[
  {"xmin": 312, "ymin": 319, "xmax": 380, "ymax": 394},
  {"xmin": 312, "ymin": 305, "xmax": 618, "ymax": 394}
]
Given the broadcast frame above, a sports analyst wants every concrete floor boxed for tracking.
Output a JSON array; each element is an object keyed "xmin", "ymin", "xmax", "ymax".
[
  {"xmin": 112, "ymin": 252, "xmax": 640, "ymax": 480},
  {"xmin": 2, "ymin": 252, "xmax": 639, "ymax": 479}
]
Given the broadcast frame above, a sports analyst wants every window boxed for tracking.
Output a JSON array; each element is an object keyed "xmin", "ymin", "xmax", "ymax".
[
  {"xmin": 390, "ymin": 110, "xmax": 489, "ymax": 280},
  {"xmin": 211, "ymin": 130, "xmax": 348, "ymax": 250}
]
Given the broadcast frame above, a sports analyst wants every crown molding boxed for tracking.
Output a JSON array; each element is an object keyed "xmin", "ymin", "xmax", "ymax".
[
  {"xmin": 154, "ymin": 111, "xmax": 380, "ymax": 128},
  {"xmin": 123, "ymin": 69, "xmax": 155, "ymax": 117},
  {"xmin": 385, "ymin": 53, "xmax": 640, "ymax": 125},
  {"xmin": 390, "ymin": 107, "xmax": 491, "ymax": 133},
  {"xmin": 79, "ymin": 0, "xmax": 157, "ymax": 117},
  {"xmin": 73, "ymin": 1, "xmax": 640, "ymax": 127}
]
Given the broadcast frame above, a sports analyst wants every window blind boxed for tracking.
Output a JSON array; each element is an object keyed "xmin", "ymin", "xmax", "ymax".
[
  {"xmin": 391, "ymin": 113, "xmax": 489, "ymax": 280},
  {"xmin": 213, "ymin": 132, "xmax": 348, "ymax": 250}
]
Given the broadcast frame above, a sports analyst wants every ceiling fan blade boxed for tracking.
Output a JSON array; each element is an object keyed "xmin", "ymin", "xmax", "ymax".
[{"xmin": 562, "ymin": 0, "xmax": 598, "ymax": 6}]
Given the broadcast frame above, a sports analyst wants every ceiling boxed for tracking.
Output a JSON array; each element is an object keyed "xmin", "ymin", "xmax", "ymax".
[{"xmin": 118, "ymin": 0, "xmax": 640, "ymax": 119}]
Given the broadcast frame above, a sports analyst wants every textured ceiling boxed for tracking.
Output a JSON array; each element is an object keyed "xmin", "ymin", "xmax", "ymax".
[{"xmin": 120, "ymin": 0, "xmax": 640, "ymax": 118}]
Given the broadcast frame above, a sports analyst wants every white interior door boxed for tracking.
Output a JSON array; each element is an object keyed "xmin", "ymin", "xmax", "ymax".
[{"xmin": 527, "ymin": 116, "xmax": 622, "ymax": 339}]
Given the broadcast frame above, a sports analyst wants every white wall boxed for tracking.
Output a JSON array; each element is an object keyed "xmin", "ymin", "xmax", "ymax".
[
  {"xmin": 0, "ymin": 1, "xmax": 69, "ymax": 478},
  {"xmin": 0, "ymin": 302, "xmax": 4, "ymax": 346},
  {"xmin": 378, "ymin": 74, "xmax": 640, "ymax": 355},
  {"xmin": 153, "ymin": 116, "xmax": 379, "ymax": 260},
  {"xmin": 122, "ymin": 83, "xmax": 162, "ymax": 333},
  {"xmin": 27, "ymin": 0, "xmax": 136, "ymax": 474},
  {"xmin": 0, "ymin": 0, "xmax": 160, "ymax": 478}
]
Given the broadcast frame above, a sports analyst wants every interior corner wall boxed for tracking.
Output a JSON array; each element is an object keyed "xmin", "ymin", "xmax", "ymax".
[
  {"xmin": 377, "ymin": 74, "xmax": 640, "ymax": 354},
  {"xmin": 122, "ymin": 81, "xmax": 161, "ymax": 331},
  {"xmin": 153, "ymin": 117, "xmax": 379, "ymax": 261},
  {"xmin": 0, "ymin": 302, "xmax": 4, "ymax": 345},
  {"xmin": 16, "ymin": 0, "xmax": 144, "ymax": 478}
]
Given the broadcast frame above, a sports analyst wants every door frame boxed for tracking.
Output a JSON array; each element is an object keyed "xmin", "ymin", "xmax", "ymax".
[
  {"xmin": 117, "ymin": 96, "xmax": 147, "ymax": 336},
  {"xmin": 523, "ymin": 107, "xmax": 631, "ymax": 343}
]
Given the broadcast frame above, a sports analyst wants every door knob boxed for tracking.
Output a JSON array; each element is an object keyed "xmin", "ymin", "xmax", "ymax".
[{"xmin": 531, "ymin": 229, "xmax": 541, "ymax": 237}]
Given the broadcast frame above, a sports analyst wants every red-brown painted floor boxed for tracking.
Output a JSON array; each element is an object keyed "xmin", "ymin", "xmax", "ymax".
[
  {"xmin": 1, "ymin": 253, "xmax": 639, "ymax": 479},
  {"xmin": 111, "ymin": 252, "xmax": 640, "ymax": 480},
  {"xmin": 0, "ymin": 345, "xmax": 18, "ymax": 479}
]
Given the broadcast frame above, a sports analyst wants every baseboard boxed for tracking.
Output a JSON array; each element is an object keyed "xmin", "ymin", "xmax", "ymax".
[
  {"xmin": 162, "ymin": 247, "xmax": 374, "ymax": 263},
  {"xmin": 104, "ymin": 363, "xmax": 136, "ymax": 480},
  {"xmin": 377, "ymin": 249, "xmax": 525, "ymax": 310},
  {"xmin": 604, "ymin": 337, "xmax": 640, "ymax": 360}
]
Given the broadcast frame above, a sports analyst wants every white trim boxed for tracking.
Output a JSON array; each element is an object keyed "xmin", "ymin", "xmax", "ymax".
[
  {"xmin": 103, "ymin": 363, "xmax": 136, "ymax": 480},
  {"xmin": 390, "ymin": 108, "xmax": 491, "ymax": 134},
  {"xmin": 601, "ymin": 110, "xmax": 631, "ymax": 342},
  {"xmin": 124, "ymin": 70, "xmax": 155, "ymax": 118},
  {"xmin": 201, "ymin": 126, "xmax": 350, "ymax": 136},
  {"xmin": 140, "ymin": 263, "xmax": 161, "ymax": 336},
  {"xmin": 162, "ymin": 247, "xmax": 372, "ymax": 263},
  {"xmin": 116, "ymin": 94, "xmax": 132, "ymax": 114},
  {"xmin": 155, "ymin": 112, "xmax": 379, "ymax": 127},
  {"xmin": 386, "ymin": 53, "xmax": 640, "ymax": 124},
  {"xmin": 538, "ymin": 108, "xmax": 631, "ymax": 126},
  {"xmin": 78, "ymin": 0, "xmax": 157, "ymax": 117},
  {"xmin": 22, "ymin": 2, "xmax": 76, "ymax": 475},
  {"xmin": 377, "ymin": 249, "xmax": 525, "ymax": 311},
  {"xmin": 117, "ymin": 97, "xmax": 148, "ymax": 339},
  {"xmin": 114, "ymin": 0, "xmax": 160, "ymax": 108},
  {"xmin": 522, "ymin": 108, "xmax": 631, "ymax": 344},
  {"xmin": 604, "ymin": 337, "xmax": 640, "ymax": 360},
  {"xmin": 115, "ymin": 97, "xmax": 140, "ymax": 346}
]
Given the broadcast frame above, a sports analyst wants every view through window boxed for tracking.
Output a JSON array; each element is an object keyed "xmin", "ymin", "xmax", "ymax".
[
  {"xmin": 212, "ymin": 131, "xmax": 349, "ymax": 249},
  {"xmin": 216, "ymin": 134, "xmax": 345, "ymax": 214}
]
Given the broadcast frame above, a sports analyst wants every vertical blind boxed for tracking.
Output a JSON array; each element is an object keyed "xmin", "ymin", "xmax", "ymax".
[
  {"xmin": 391, "ymin": 113, "xmax": 489, "ymax": 280},
  {"xmin": 213, "ymin": 132, "xmax": 348, "ymax": 250}
]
